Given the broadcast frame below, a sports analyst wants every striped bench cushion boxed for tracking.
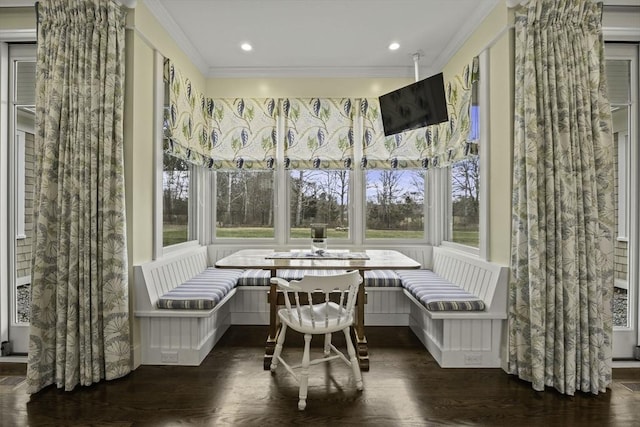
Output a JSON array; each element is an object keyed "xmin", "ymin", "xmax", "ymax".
[
  {"xmin": 395, "ymin": 270, "xmax": 486, "ymax": 311},
  {"xmin": 157, "ymin": 268, "xmax": 244, "ymax": 310},
  {"xmin": 363, "ymin": 270, "xmax": 402, "ymax": 287},
  {"xmin": 236, "ymin": 269, "xmax": 402, "ymax": 287}
]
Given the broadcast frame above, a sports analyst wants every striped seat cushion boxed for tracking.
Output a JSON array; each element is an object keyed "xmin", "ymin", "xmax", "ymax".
[
  {"xmin": 395, "ymin": 270, "xmax": 486, "ymax": 311},
  {"xmin": 236, "ymin": 269, "xmax": 271, "ymax": 286},
  {"xmin": 364, "ymin": 270, "xmax": 402, "ymax": 287},
  {"xmin": 157, "ymin": 268, "xmax": 244, "ymax": 310},
  {"xmin": 236, "ymin": 269, "xmax": 402, "ymax": 287},
  {"xmin": 237, "ymin": 269, "xmax": 348, "ymax": 286}
]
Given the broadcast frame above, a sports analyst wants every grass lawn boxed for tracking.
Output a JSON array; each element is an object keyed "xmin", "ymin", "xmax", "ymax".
[
  {"xmin": 215, "ymin": 227, "xmax": 426, "ymax": 239},
  {"xmin": 452, "ymin": 229, "xmax": 479, "ymax": 247},
  {"xmin": 163, "ymin": 224, "xmax": 188, "ymax": 247},
  {"xmin": 165, "ymin": 225, "xmax": 479, "ymax": 247}
]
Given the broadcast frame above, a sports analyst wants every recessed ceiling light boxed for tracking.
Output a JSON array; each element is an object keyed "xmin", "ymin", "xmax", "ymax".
[
  {"xmin": 241, "ymin": 42, "xmax": 253, "ymax": 52},
  {"xmin": 388, "ymin": 42, "xmax": 400, "ymax": 51}
]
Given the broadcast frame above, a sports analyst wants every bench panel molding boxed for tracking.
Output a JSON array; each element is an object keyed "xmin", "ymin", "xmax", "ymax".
[
  {"xmin": 133, "ymin": 245, "xmax": 508, "ymax": 369},
  {"xmin": 407, "ymin": 247, "xmax": 509, "ymax": 368}
]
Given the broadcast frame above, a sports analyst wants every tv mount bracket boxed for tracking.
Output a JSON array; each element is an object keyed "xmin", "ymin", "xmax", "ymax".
[{"xmin": 412, "ymin": 51, "xmax": 424, "ymax": 82}]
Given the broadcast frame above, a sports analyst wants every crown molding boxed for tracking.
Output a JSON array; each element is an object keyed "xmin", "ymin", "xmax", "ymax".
[
  {"xmin": 206, "ymin": 65, "xmax": 435, "ymax": 79},
  {"xmin": 429, "ymin": 0, "xmax": 502, "ymax": 74},
  {"xmin": 141, "ymin": 0, "xmax": 502, "ymax": 79},
  {"xmin": 143, "ymin": 0, "xmax": 209, "ymax": 75}
]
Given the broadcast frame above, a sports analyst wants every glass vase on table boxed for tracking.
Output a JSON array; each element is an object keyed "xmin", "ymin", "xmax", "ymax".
[{"xmin": 310, "ymin": 223, "xmax": 327, "ymax": 255}]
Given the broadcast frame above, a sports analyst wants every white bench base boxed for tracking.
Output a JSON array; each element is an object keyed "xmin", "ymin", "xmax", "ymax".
[
  {"xmin": 134, "ymin": 245, "xmax": 508, "ymax": 369},
  {"xmin": 401, "ymin": 246, "xmax": 509, "ymax": 368},
  {"xmin": 137, "ymin": 288, "xmax": 236, "ymax": 366},
  {"xmin": 229, "ymin": 287, "xmax": 411, "ymax": 326},
  {"xmin": 406, "ymin": 291, "xmax": 503, "ymax": 368}
]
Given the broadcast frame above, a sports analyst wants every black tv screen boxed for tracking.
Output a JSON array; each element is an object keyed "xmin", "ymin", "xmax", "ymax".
[{"xmin": 378, "ymin": 72, "xmax": 448, "ymax": 137}]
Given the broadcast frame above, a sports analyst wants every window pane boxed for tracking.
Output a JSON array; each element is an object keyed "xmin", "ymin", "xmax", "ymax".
[
  {"xmin": 14, "ymin": 61, "xmax": 35, "ymax": 105},
  {"xmin": 289, "ymin": 170, "xmax": 349, "ymax": 239},
  {"xmin": 450, "ymin": 157, "xmax": 479, "ymax": 247},
  {"xmin": 365, "ymin": 170, "xmax": 424, "ymax": 239},
  {"xmin": 163, "ymin": 154, "xmax": 190, "ymax": 246},
  {"xmin": 216, "ymin": 170, "xmax": 274, "ymax": 238}
]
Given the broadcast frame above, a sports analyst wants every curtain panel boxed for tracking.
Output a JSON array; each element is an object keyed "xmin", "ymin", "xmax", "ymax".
[
  {"xmin": 361, "ymin": 57, "xmax": 478, "ymax": 169},
  {"xmin": 509, "ymin": 0, "xmax": 614, "ymax": 395},
  {"xmin": 28, "ymin": 0, "xmax": 131, "ymax": 393}
]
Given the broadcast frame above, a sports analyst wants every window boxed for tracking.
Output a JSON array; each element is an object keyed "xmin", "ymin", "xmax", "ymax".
[
  {"xmin": 450, "ymin": 156, "xmax": 479, "ymax": 247},
  {"xmin": 448, "ymin": 72, "xmax": 480, "ymax": 249},
  {"xmin": 289, "ymin": 170, "xmax": 349, "ymax": 239},
  {"xmin": 157, "ymin": 62, "xmax": 481, "ymax": 250},
  {"xmin": 365, "ymin": 169, "xmax": 425, "ymax": 239},
  {"xmin": 216, "ymin": 170, "xmax": 274, "ymax": 238},
  {"xmin": 162, "ymin": 153, "xmax": 191, "ymax": 246}
]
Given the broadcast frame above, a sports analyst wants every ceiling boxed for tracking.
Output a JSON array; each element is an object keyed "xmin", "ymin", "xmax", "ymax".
[{"xmin": 144, "ymin": 0, "xmax": 502, "ymax": 78}]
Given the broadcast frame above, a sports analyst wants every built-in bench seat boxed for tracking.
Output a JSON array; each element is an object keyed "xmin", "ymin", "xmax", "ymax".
[
  {"xmin": 397, "ymin": 269, "xmax": 486, "ymax": 311},
  {"xmin": 134, "ymin": 246, "xmax": 244, "ymax": 366},
  {"xmin": 236, "ymin": 269, "xmax": 402, "ymax": 287},
  {"xmin": 134, "ymin": 245, "xmax": 508, "ymax": 369},
  {"xmin": 157, "ymin": 267, "xmax": 243, "ymax": 309},
  {"xmin": 399, "ymin": 247, "xmax": 509, "ymax": 368}
]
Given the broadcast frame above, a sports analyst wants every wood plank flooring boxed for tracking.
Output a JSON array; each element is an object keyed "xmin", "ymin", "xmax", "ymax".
[{"xmin": 1, "ymin": 325, "xmax": 639, "ymax": 426}]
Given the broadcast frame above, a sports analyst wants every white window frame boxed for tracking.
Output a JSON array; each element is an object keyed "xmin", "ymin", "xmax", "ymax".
[
  {"xmin": 15, "ymin": 130, "xmax": 25, "ymax": 239},
  {"xmin": 285, "ymin": 169, "xmax": 355, "ymax": 247},
  {"xmin": 211, "ymin": 169, "xmax": 277, "ymax": 245},
  {"xmin": 154, "ymin": 60, "xmax": 486, "ymax": 255},
  {"xmin": 154, "ymin": 51, "xmax": 199, "ymax": 258},
  {"xmin": 363, "ymin": 168, "xmax": 428, "ymax": 246},
  {"xmin": 441, "ymin": 50, "xmax": 489, "ymax": 259},
  {"xmin": 617, "ymin": 132, "xmax": 629, "ymax": 242}
]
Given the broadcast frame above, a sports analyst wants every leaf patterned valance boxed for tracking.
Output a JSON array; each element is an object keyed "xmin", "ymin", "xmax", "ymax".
[
  {"xmin": 361, "ymin": 57, "xmax": 479, "ymax": 169},
  {"xmin": 209, "ymin": 98, "xmax": 277, "ymax": 169},
  {"xmin": 164, "ymin": 60, "xmax": 213, "ymax": 167},
  {"xmin": 164, "ymin": 60, "xmax": 277, "ymax": 169},
  {"xmin": 283, "ymin": 98, "xmax": 355, "ymax": 169},
  {"xmin": 164, "ymin": 58, "xmax": 477, "ymax": 171}
]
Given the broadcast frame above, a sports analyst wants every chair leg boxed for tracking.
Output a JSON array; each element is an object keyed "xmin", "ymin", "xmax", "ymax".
[
  {"xmin": 343, "ymin": 327, "xmax": 363, "ymax": 391},
  {"xmin": 323, "ymin": 333, "xmax": 332, "ymax": 356},
  {"xmin": 271, "ymin": 323, "xmax": 287, "ymax": 372},
  {"xmin": 298, "ymin": 333, "xmax": 312, "ymax": 410}
]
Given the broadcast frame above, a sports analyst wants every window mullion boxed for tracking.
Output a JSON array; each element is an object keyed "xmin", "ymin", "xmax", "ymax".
[{"xmin": 276, "ymin": 102, "xmax": 288, "ymax": 246}]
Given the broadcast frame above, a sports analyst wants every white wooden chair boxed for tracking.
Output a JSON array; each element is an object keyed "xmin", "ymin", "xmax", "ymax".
[{"xmin": 269, "ymin": 270, "xmax": 364, "ymax": 410}]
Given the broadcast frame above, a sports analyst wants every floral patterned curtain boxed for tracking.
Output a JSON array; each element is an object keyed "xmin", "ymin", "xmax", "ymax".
[
  {"xmin": 165, "ymin": 61, "xmax": 277, "ymax": 169},
  {"xmin": 282, "ymin": 98, "xmax": 355, "ymax": 169},
  {"xmin": 28, "ymin": 0, "xmax": 131, "ymax": 393},
  {"xmin": 509, "ymin": 0, "xmax": 614, "ymax": 395},
  {"xmin": 361, "ymin": 57, "xmax": 478, "ymax": 169}
]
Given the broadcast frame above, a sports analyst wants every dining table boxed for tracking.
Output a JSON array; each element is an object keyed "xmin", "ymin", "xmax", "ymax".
[{"xmin": 215, "ymin": 248, "xmax": 421, "ymax": 371}]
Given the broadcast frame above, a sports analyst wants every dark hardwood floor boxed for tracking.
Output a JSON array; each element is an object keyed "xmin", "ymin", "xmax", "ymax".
[{"xmin": 1, "ymin": 325, "xmax": 639, "ymax": 426}]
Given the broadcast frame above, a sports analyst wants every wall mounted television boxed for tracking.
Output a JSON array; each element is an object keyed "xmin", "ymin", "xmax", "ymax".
[{"xmin": 378, "ymin": 72, "xmax": 448, "ymax": 137}]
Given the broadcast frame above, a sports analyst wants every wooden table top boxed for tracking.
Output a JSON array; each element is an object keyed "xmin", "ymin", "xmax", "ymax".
[{"xmin": 215, "ymin": 249, "xmax": 421, "ymax": 271}]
